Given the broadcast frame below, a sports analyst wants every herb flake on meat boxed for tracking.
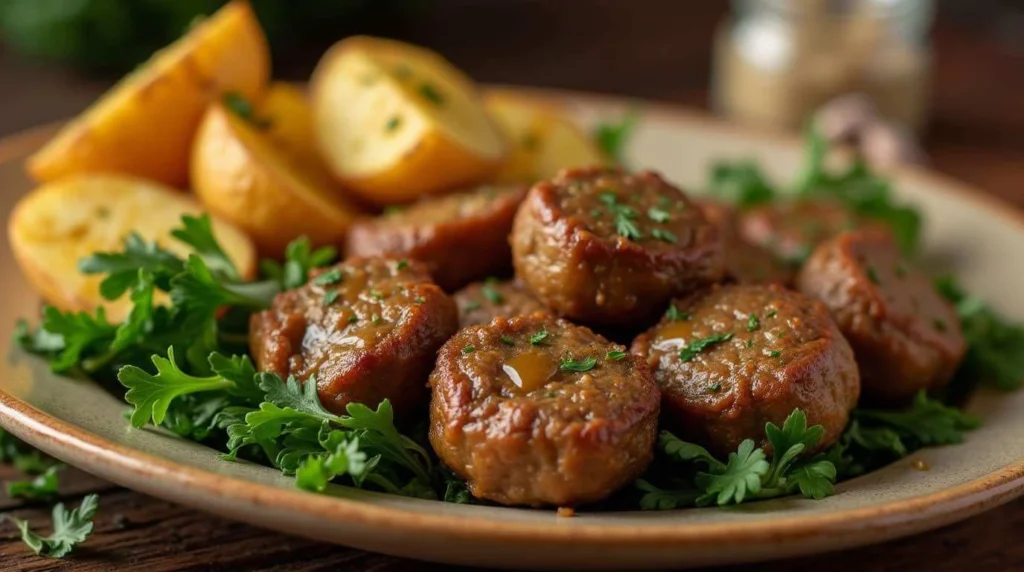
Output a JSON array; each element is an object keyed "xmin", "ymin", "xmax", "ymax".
[
  {"xmin": 529, "ymin": 330, "xmax": 549, "ymax": 345},
  {"xmin": 462, "ymin": 345, "xmax": 475, "ymax": 355},
  {"xmin": 313, "ymin": 268, "xmax": 343, "ymax": 286},
  {"xmin": 650, "ymin": 228, "xmax": 677, "ymax": 244},
  {"xmin": 647, "ymin": 207, "xmax": 671, "ymax": 223},
  {"xmin": 665, "ymin": 305, "xmax": 690, "ymax": 321},
  {"xmin": 481, "ymin": 279, "xmax": 504, "ymax": 304},
  {"xmin": 500, "ymin": 335, "xmax": 515, "ymax": 346},
  {"xmin": 322, "ymin": 290, "xmax": 340, "ymax": 307},
  {"xmin": 746, "ymin": 313, "xmax": 760, "ymax": 331},
  {"xmin": 679, "ymin": 333, "xmax": 734, "ymax": 362},
  {"xmin": 606, "ymin": 350, "xmax": 627, "ymax": 361},
  {"xmin": 559, "ymin": 356, "xmax": 598, "ymax": 372}
]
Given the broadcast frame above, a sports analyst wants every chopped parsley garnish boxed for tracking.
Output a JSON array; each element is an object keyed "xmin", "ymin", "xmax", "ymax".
[
  {"xmin": 769, "ymin": 350, "xmax": 782, "ymax": 358},
  {"xmin": 559, "ymin": 356, "xmax": 598, "ymax": 372},
  {"xmin": 746, "ymin": 339, "xmax": 754, "ymax": 348},
  {"xmin": 385, "ymin": 116, "xmax": 402, "ymax": 132},
  {"xmin": 598, "ymin": 192, "xmax": 618, "ymax": 207},
  {"xmin": 613, "ymin": 205, "xmax": 643, "ymax": 240},
  {"xmin": 766, "ymin": 310, "xmax": 777, "ymax": 318},
  {"xmin": 347, "ymin": 314, "xmax": 359, "ymax": 324},
  {"xmin": 312, "ymin": 268, "xmax": 343, "ymax": 286},
  {"xmin": 866, "ymin": 266, "xmax": 881, "ymax": 285},
  {"xmin": 462, "ymin": 300, "xmax": 481, "ymax": 312},
  {"xmin": 708, "ymin": 383, "xmax": 722, "ymax": 393},
  {"xmin": 414, "ymin": 296, "xmax": 425, "ymax": 305},
  {"xmin": 371, "ymin": 314, "xmax": 383, "ymax": 325},
  {"xmin": 679, "ymin": 333, "xmax": 733, "ymax": 362},
  {"xmin": 481, "ymin": 280, "xmax": 504, "ymax": 304},
  {"xmin": 647, "ymin": 207, "xmax": 671, "ymax": 223},
  {"xmin": 606, "ymin": 350, "xmax": 627, "ymax": 361},
  {"xmin": 747, "ymin": 313, "xmax": 760, "ymax": 331},
  {"xmin": 500, "ymin": 335, "xmax": 516, "ymax": 346},
  {"xmin": 396, "ymin": 259, "xmax": 409, "ymax": 270},
  {"xmin": 418, "ymin": 83, "xmax": 445, "ymax": 105},
  {"xmin": 222, "ymin": 92, "xmax": 271, "ymax": 130},
  {"xmin": 651, "ymin": 228, "xmax": 677, "ymax": 244},
  {"xmin": 462, "ymin": 345, "xmax": 476, "ymax": 355},
  {"xmin": 369, "ymin": 289, "xmax": 384, "ymax": 300},
  {"xmin": 665, "ymin": 305, "xmax": 690, "ymax": 321},
  {"xmin": 322, "ymin": 291, "xmax": 340, "ymax": 307},
  {"xmin": 529, "ymin": 330, "xmax": 549, "ymax": 345}
]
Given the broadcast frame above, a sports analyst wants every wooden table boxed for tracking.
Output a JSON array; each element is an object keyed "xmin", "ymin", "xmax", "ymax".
[{"xmin": 2, "ymin": 1, "xmax": 1023, "ymax": 570}]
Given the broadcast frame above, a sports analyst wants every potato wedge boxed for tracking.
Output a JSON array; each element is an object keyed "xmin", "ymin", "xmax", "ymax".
[
  {"xmin": 26, "ymin": 1, "xmax": 270, "ymax": 188},
  {"xmin": 485, "ymin": 93, "xmax": 609, "ymax": 184},
  {"xmin": 192, "ymin": 83, "xmax": 367, "ymax": 256},
  {"xmin": 311, "ymin": 36, "xmax": 506, "ymax": 205},
  {"xmin": 8, "ymin": 175, "xmax": 256, "ymax": 323}
]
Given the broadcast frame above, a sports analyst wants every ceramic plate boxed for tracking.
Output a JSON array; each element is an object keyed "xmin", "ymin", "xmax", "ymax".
[{"xmin": 2, "ymin": 88, "xmax": 1024, "ymax": 570}]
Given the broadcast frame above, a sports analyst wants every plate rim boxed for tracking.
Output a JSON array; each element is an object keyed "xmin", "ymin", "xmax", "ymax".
[{"xmin": 3, "ymin": 86, "xmax": 1024, "ymax": 549}]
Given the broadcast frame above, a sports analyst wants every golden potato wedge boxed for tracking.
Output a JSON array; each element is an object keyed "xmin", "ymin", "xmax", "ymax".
[
  {"xmin": 311, "ymin": 36, "xmax": 506, "ymax": 205},
  {"xmin": 485, "ymin": 93, "xmax": 610, "ymax": 184},
  {"xmin": 191, "ymin": 83, "xmax": 367, "ymax": 256},
  {"xmin": 27, "ymin": 1, "xmax": 270, "ymax": 188},
  {"xmin": 8, "ymin": 175, "xmax": 256, "ymax": 323}
]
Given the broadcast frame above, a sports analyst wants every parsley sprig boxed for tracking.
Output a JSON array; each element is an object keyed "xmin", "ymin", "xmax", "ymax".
[{"xmin": 3, "ymin": 495, "xmax": 99, "ymax": 558}]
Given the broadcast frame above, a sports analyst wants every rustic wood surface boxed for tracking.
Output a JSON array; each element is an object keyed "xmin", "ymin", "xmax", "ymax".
[{"xmin": 1, "ymin": 1, "xmax": 1023, "ymax": 570}]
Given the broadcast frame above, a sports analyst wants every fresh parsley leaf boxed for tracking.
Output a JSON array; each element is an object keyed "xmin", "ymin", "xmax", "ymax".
[
  {"xmin": 635, "ymin": 479, "xmax": 701, "ymax": 510},
  {"xmin": 613, "ymin": 205, "xmax": 643, "ymax": 241},
  {"xmin": 295, "ymin": 432, "xmax": 367, "ymax": 493},
  {"xmin": 937, "ymin": 275, "xmax": 1024, "ymax": 390},
  {"xmin": 118, "ymin": 347, "xmax": 236, "ymax": 427},
  {"xmin": 679, "ymin": 333, "xmax": 733, "ymax": 362},
  {"xmin": 499, "ymin": 335, "xmax": 515, "ymax": 346},
  {"xmin": 6, "ymin": 464, "xmax": 62, "ymax": 502},
  {"xmin": 170, "ymin": 214, "xmax": 239, "ymax": 281},
  {"xmin": 260, "ymin": 237, "xmax": 338, "ymax": 291},
  {"xmin": 657, "ymin": 432, "xmax": 724, "ymax": 472},
  {"xmin": 78, "ymin": 233, "xmax": 183, "ymax": 299},
  {"xmin": 854, "ymin": 391, "xmax": 980, "ymax": 448},
  {"xmin": 593, "ymin": 108, "xmax": 638, "ymax": 164},
  {"xmin": 38, "ymin": 306, "xmax": 117, "ymax": 373},
  {"xmin": 706, "ymin": 160, "xmax": 775, "ymax": 208},
  {"xmin": 312, "ymin": 268, "xmax": 343, "ymax": 286},
  {"xmin": 259, "ymin": 373, "xmax": 340, "ymax": 423},
  {"xmin": 650, "ymin": 228, "xmax": 677, "ymax": 244},
  {"xmin": 481, "ymin": 280, "xmax": 505, "ymax": 304},
  {"xmin": 441, "ymin": 468, "xmax": 474, "ymax": 504},
  {"xmin": 763, "ymin": 409, "xmax": 825, "ymax": 488},
  {"xmin": 695, "ymin": 439, "xmax": 769, "ymax": 506},
  {"xmin": 559, "ymin": 356, "xmax": 598, "ymax": 372},
  {"xmin": 785, "ymin": 459, "xmax": 836, "ymax": 500},
  {"xmin": 529, "ymin": 330, "xmax": 549, "ymax": 345},
  {"xmin": 606, "ymin": 350, "xmax": 627, "ymax": 361},
  {"xmin": 4, "ymin": 494, "xmax": 99, "ymax": 558},
  {"xmin": 461, "ymin": 345, "xmax": 475, "ymax": 355}
]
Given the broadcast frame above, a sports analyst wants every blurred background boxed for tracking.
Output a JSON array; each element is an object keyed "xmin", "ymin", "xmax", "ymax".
[{"xmin": 0, "ymin": 0, "xmax": 1022, "ymax": 199}]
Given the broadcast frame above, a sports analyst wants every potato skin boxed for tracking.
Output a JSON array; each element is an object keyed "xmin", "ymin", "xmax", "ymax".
[
  {"xmin": 797, "ymin": 230, "xmax": 966, "ymax": 403},
  {"xmin": 345, "ymin": 185, "xmax": 526, "ymax": 291},
  {"xmin": 511, "ymin": 167, "xmax": 724, "ymax": 326},
  {"xmin": 26, "ymin": 1, "xmax": 269, "ymax": 188},
  {"xmin": 192, "ymin": 83, "xmax": 364, "ymax": 257}
]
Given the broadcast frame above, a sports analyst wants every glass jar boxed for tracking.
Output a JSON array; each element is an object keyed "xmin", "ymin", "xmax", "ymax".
[{"xmin": 712, "ymin": 0, "xmax": 935, "ymax": 132}]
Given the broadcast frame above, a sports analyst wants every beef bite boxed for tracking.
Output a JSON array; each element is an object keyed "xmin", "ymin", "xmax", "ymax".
[
  {"xmin": 631, "ymin": 283, "xmax": 860, "ymax": 457},
  {"xmin": 511, "ymin": 166, "xmax": 725, "ymax": 327},
  {"xmin": 453, "ymin": 278, "xmax": 547, "ymax": 328},
  {"xmin": 698, "ymin": 198, "xmax": 794, "ymax": 285},
  {"xmin": 429, "ymin": 312, "xmax": 660, "ymax": 507},
  {"xmin": 797, "ymin": 230, "xmax": 966, "ymax": 402},
  {"xmin": 739, "ymin": 197, "xmax": 883, "ymax": 265},
  {"xmin": 346, "ymin": 184, "xmax": 527, "ymax": 291},
  {"xmin": 250, "ymin": 257, "xmax": 458, "ymax": 417}
]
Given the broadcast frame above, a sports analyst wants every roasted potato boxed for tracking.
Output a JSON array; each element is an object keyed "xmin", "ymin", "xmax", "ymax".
[
  {"xmin": 485, "ymin": 92, "xmax": 609, "ymax": 184},
  {"xmin": 311, "ymin": 36, "xmax": 506, "ymax": 205},
  {"xmin": 8, "ymin": 175, "xmax": 256, "ymax": 323},
  {"xmin": 26, "ymin": 1, "xmax": 270, "ymax": 188},
  {"xmin": 191, "ymin": 83, "xmax": 367, "ymax": 256}
]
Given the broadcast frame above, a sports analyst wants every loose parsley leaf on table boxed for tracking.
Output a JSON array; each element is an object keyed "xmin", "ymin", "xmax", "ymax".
[
  {"xmin": 3, "ymin": 494, "xmax": 99, "ymax": 558},
  {"xmin": 6, "ymin": 464, "xmax": 62, "ymax": 502}
]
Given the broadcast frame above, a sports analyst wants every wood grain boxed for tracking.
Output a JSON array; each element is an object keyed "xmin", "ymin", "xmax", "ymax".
[{"xmin": 1, "ymin": 0, "xmax": 1023, "ymax": 570}]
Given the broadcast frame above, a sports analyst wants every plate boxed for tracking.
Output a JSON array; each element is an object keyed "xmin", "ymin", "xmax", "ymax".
[{"xmin": 2, "ymin": 87, "xmax": 1024, "ymax": 570}]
